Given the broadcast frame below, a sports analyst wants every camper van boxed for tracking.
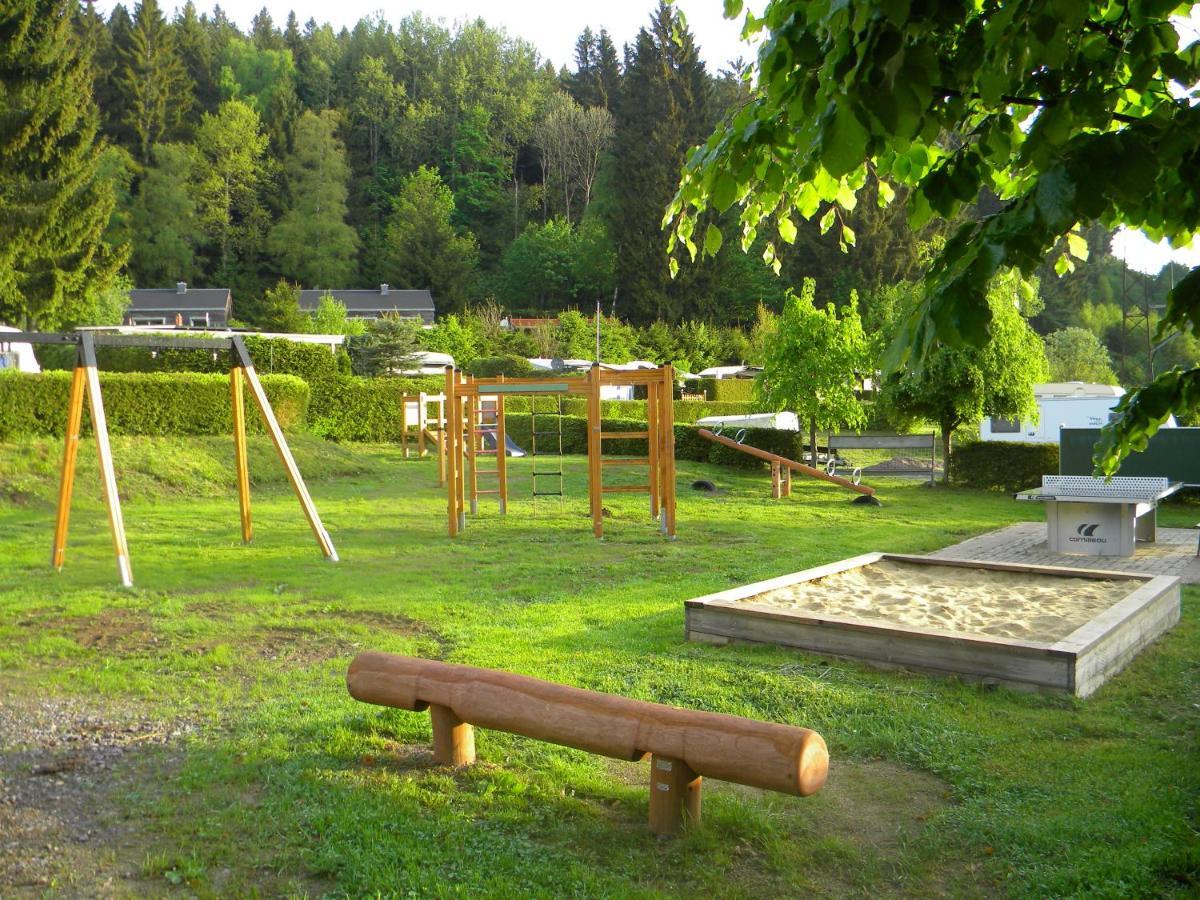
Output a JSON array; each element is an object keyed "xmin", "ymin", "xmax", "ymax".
[{"xmin": 979, "ymin": 382, "xmax": 1175, "ymax": 444}]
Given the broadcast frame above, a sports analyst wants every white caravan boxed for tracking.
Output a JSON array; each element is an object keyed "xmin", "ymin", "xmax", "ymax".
[
  {"xmin": 979, "ymin": 382, "xmax": 1176, "ymax": 444},
  {"xmin": 0, "ymin": 326, "xmax": 40, "ymax": 373}
]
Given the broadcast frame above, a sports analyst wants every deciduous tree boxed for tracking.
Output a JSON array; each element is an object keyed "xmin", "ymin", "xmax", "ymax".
[
  {"xmin": 756, "ymin": 279, "xmax": 868, "ymax": 466},
  {"xmin": 667, "ymin": 0, "xmax": 1200, "ymax": 472}
]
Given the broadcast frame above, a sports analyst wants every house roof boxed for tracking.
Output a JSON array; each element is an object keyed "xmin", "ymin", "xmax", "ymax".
[
  {"xmin": 298, "ymin": 288, "xmax": 434, "ymax": 313},
  {"xmin": 127, "ymin": 287, "xmax": 231, "ymax": 312}
]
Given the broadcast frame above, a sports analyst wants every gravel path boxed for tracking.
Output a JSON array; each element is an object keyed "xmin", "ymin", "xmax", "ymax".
[{"xmin": 0, "ymin": 690, "xmax": 192, "ymax": 896}]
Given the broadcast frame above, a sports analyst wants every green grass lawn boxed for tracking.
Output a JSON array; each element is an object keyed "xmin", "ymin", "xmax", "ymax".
[{"xmin": 0, "ymin": 436, "xmax": 1197, "ymax": 897}]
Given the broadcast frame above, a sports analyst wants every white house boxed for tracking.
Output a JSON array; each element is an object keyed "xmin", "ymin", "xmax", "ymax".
[
  {"xmin": 979, "ymin": 382, "xmax": 1176, "ymax": 444},
  {"xmin": 0, "ymin": 326, "xmax": 41, "ymax": 373}
]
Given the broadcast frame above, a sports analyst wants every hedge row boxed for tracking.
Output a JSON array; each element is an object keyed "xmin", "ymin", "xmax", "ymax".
[
  {"xmin": 35, "ymin": 335, "xmax": 349, "ymax": 383},
  {"xmin": 948, "ymin": 441, "xmax": 1059, "ymax": 492},
  {"xmin": 307, "ymin": 375, "xmax": 444, "ymax": 442},
  {"xmin": 685, "ymin": 377, "xmax": 756, "ymax": 402},
  {"xmin": 0, "ymin": 370, "xmax": 309, "ymax": 439}
]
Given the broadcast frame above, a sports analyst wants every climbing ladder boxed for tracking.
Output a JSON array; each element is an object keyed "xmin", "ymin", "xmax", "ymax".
[
  {"xmin": 586, "ymin": 364, "xmax": 677, "ymax": 538},
  {"xmin": 530, "ymin": 393, "xmax": 565, "ymax": 503},
  {"xmin": 468, "ymin": 385, "xmax": 508, "ymax": 515}
]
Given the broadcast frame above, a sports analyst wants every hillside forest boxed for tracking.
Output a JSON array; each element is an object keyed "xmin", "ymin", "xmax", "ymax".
[{"xmin": 1, "ymin": 0, "xmax": 1196, "ymax": 383}]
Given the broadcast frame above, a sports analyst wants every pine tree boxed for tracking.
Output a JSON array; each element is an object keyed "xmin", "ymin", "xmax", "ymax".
[
  {"xmin": 268, "ymin": 110, "xmax": 358, "ymax": 287},
  {"xmin": 567, "ymin": 27, "xmax": 598, "ymax": 107},
  {"xmin": 174, "ymin": 2, "xmax": 220, "ymax": 118},
  {"xmin": 594, "ymin": 30, "xmax": 621, "ymax": 110},
  {"xmin": 0, "ymin": 0, "xmax": 126, "ymax": 328},
  {"xmin": 117, "ymin": 0, "xmax": 192, "ymax": 160},
  {"xmin": 131, "ymin": 143, "xmax": 199, "ymax": 284},
  {"xmin": 612, "ymin": 3, "xmax": 712, "ymax": 322}
]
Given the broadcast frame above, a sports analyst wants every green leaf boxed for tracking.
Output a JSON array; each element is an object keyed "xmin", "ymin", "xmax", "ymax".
[
  {"xmin": 841, "ymin": 224, "xmax": 856, "ymax": 247},
  {"xmin": 712, "ymin": 172, "xmax": 738, "ymax": 212},
  {"xmin": 819, "ymin": 207, "xmax": 836, "ymax": 234},
  {"xmin": 669, "ymin": 256, "xmax": 680, "ymax": 278},
  {"xmin": 704, "ymin": 224, "xmax": 723, "ymax": 255},
  {"xmin": 1054, "ymin": 254, "xmax": 1073, "ymax": 275},
  {"xmin": 1066, "ymin": 231, "xmax": 1089, "ymax": 260},
  {"xmin": 820, "ymin": 104, "xmax": 869, "ymax": 178},
  {"xmin": 778, "ymin": 215, "xmax": 797, "ymax": 244}
]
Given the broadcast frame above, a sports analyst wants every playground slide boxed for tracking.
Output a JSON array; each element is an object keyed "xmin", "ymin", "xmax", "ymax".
[
  {"xmin": 697, "ymin": 428, "xmax": 875, "ymax": 496},
  {"xmin": 480, "ymin": 430, "xmax": 527, "ymax": 457}
]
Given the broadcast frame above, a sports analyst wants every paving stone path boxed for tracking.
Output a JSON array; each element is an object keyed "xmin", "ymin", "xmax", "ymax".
[{"xmin": 927, "ymin": 521, "xmax": 1200, "ymax": 583}]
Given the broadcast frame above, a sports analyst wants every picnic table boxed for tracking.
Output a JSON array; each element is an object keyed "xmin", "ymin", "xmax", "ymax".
[{"xmin": 1015, "ymin": 475, "xmax": 1183, "ymax": 557}]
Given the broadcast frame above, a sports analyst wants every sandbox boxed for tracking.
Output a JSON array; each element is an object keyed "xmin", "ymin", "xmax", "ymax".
[{"xmin": 684, "ymin": 553, "xmax": 1181, "ymax": 696}]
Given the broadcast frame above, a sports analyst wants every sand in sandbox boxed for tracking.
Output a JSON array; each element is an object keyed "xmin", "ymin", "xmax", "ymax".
[{"xmin": 739, "ymin": 560, "xmax": 1133, "ymax": 642}]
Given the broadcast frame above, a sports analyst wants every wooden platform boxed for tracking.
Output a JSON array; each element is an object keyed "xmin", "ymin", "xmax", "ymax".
[{"xmin": 684, "ymin": 553, "xmax": 1181, "ymax": 697}]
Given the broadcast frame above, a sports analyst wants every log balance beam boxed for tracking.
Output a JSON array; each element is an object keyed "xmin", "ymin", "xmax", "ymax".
[
  {"xmin": 697, "ymin": 428, "xmax": 876, "ymax": 498},
  {"xmin": 346, "ymin": 653, "xmax": 829, "ymax": 836}
]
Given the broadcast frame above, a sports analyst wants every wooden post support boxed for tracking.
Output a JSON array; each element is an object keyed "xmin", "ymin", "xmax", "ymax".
[
  {"xmin": 231, "ymin": 338, "xmax": 338, "ymax": 561},
  {"xmin": 496, "ymin": 375, "xmax": 508, "ymax": 515},
  {"xmin": 647, "ymin": 379, "xmax": 660, "ymax": 520},
  {"xmin": 400, "ymin": 393, "xmax": 409, "ymax": 459},
  {"xmin": 430, "ymin": 704, "xmax": 476, "ymax": 767},
  {"xmin": 436, "ymin": 395, "xmax": 446, "ymax": 486},
  {"xmin": 647, "ymin": 754, "xmax": 702, "ymax": 836},
  {"xmin": 467, "ymin": 391, "xmax": 479, "ymax": 515},
  {"xmin": 457, "ymin": 373, "xmax": 467, "ymax": 530},
  {"xmin": 445, "ymin": 368, "xmax": 459, "ymax": 537},
  {"xmin": 51, "ymin": 360, "xmax": 87, "ymax": 571},
  {"xmin": 80, "ymin": 333, "xmax": 133, "ymax": 587},
  {"xmin": 230, "ymin": 366, "xmax": 253, "ymax": 543},
  {"xmin": 418, "ymin": 393, "xmax": 427, "ymax": 458},
  {"xmin": 771, "ymin": 461, "xmax": 782, "ymax": 499},
  {"xmin": 661, "ymin": 366, "xmax": 677, "ymax": 538},
  {"xmin": 588, "ymin": 363, "xmax": 604, "ymax": 538},
  {"xmin": 783, "ymin": 464, "xmax": 792, "ymax": 498}
]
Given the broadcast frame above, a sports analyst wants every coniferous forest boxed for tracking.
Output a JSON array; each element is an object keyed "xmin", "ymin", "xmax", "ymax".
[{"xmin": 1, "ymin": 0, "xmax": 1194, "ymax": 381}]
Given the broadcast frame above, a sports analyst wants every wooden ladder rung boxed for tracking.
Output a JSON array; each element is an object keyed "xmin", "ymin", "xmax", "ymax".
[
  {"xmin": 601, "ymin": 458, "xmax": 650, "ymax": 466},
  {"xmin": 601, "ymin": 431, "xmax": 648, "ymax": 439},
  {"xmin": 476, "ymin": 489, "xmax": 501, "ymax": 495},
  {"xmin": 601, "ymin": 484, "xmax": 650, "ymax": 494},
  {"xmin": 476, "ymin": 469, "xmax": 499, "ymax": 476}
]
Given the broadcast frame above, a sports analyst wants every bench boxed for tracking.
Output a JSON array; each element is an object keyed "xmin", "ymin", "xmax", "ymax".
[
  {"xmin": 346, "ymin": 653, "xmax": 829, "ymax": 835},
  {"xmin": 1015, "ymin": 475, "xmax": 1183, "ymax": 557}
]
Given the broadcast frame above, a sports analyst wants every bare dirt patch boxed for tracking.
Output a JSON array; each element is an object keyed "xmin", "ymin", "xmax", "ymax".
[{"xmin": 331, "ymin": 609, "xmax": 454, "ymax": 658}]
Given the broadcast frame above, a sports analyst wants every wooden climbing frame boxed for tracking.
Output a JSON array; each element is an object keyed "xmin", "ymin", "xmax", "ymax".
[
  {"xmin": 347, "ymin": 652, "xmax": 828, "ymax": 836},
  {"xmin": 7, "ymin": 331, "xmax": 338, "ymax": 586},
  {"xmin": 442, "ymin": 364, "xmax": 677, "ymax": 539}
]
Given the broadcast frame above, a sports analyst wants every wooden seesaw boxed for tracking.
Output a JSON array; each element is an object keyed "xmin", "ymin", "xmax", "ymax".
[
  {"xmin": 698, "ymin": 428, "xmax": 880, "ymax": 503},
  {"xmin": 346, "ymin": 653, "xmax": 829, "ymax": 836}
]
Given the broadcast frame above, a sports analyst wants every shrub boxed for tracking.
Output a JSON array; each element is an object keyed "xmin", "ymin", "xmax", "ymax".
[
  {"xmin": 463, "ymin": 355, "xmax": 535, "ymax": 378},
  {"xmin": 0, "ymin": 371, "xmax": 309, "ymax": 439},
  {"xmin": 307, "ymin": 375, "xmax": 444, "ymax": 442},
  {"xmin": 948, "ymin": 440, "xmax": 1059, "ymax": 492}
]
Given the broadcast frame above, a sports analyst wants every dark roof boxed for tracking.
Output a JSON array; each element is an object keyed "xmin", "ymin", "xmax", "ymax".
[
  {"xmin": 298, "ymin": 288, "xmax": 434, "ymax": 313},
  {"xmin": 127, "ymin": 287, "xmax": 231, "ymax": 312}
]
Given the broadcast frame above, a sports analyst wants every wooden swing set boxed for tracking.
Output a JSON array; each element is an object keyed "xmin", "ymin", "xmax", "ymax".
[
  {"xmin": 442, "ymin": 364, "xmax": 678, "ymax": 539},
  {"xmin": 6, "ymin": 331, "xmax": 338, "ymax": 586}
]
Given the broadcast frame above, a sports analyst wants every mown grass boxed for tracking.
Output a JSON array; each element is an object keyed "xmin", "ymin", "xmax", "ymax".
[{"xmin": 0, "ymin": 436, "xmax": 1197, "ymax": 897}]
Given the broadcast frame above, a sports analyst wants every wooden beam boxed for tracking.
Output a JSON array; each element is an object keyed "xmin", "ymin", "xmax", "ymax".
[
  {"xmin": 445, "ymin": 368, "xmax": 459, "ymax": 536},
  {"xmin": 661, "ymin": 366, "xmax": 677, "ymax": 538},
  {"xmin": 588, "ymin": 364, "xmax": 604, "ymax": 538},
  {"xmin": 80, "ymin": 333, "xmax": 133, "ymax": 587},
  {"xmin": 51, "ymin": 359, "xmax": 87, "ymax": 571},
  {"xmin": 496, "ymin": 376, "xmax": 508, "ymax": 515},
  {"xmin": 231, "ymin": 337, "xmax": 338, "ymax": 561},
  {"xmin": 230, "ymin": 366, "xmax": 253, "ymax": 543}
]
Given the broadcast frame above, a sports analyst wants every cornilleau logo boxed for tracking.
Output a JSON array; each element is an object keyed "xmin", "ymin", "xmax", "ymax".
[{"xmin": 1070, "ymin": 523, "xmax": 1106, "ymax": 544}]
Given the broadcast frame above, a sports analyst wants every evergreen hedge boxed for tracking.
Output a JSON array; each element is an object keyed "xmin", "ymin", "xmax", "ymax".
[
  {"xmin": 948, "ymin": 441, "xmax": 1059, "ymax": 492},
  {"xmin": 0, "ymin": 371, "xmax": 309, "ymax": 439},
  {"xmin": 307, "ymin": 375, "xmax": 445, "ymax": 442},
  {"xmin": 35, "ymin": 335, "xmax": 348, "ymax": 383}
]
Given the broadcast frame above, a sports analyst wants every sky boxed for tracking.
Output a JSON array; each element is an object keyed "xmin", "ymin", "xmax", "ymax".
[{"xmin": 94, "ymin": 0, "xmax": 1199, "ymax": 276}]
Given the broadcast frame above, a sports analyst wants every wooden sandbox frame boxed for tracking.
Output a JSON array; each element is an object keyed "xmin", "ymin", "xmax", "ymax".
[
  {"xmin": 684, "ymin": 553, "xmax": 1181, "ymax": 697},
  {"xmin": 442, "ymin": 364, "xmax": 677, "ymax": 539}
]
